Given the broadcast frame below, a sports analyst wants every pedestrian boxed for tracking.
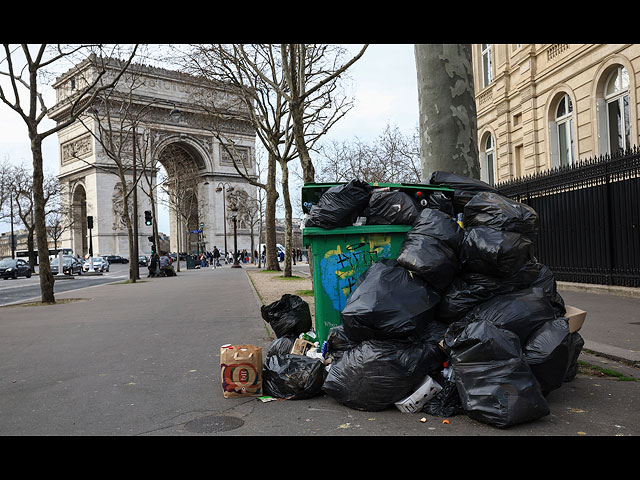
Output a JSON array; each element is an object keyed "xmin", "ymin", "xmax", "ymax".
[
  {"xmin": 292, "ymin": 248, "xmax": 296, "ymax": 265},
  {"xmin": 212, "ymin": 246, "xmax": 221, "ymax": 268},
  {"xmin": 159, "ymin": 251, "xmax": 176, "ymax": 276},
  {"xmin": 148, "ymin": 253, "xmax": 160, "ymax": 277}
]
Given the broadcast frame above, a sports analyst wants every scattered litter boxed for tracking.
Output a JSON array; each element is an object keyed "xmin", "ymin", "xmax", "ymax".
[
  {"xmin": 442, "ymin": 419, "xmax": 450, "ymax": 424},
  {"xmin": 419, "ymin": 417, "xmax": 428, "ymax": 423},
  {"xmin": 258, "ymin": 396, "xmax": 277, "ymax": 403},
  {"xmin": 337, "ymin": 423, "xmax": 352, "ymax": 429}
]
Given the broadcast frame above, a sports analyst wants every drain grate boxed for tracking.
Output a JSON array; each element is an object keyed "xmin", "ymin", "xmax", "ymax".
[{"xmin": 184, "ymin": 415, "xmax": 244, "ymax": 433}]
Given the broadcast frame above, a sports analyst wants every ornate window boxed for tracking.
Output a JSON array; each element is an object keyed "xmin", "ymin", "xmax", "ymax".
[
  {"xmin": 481, "ymin": 44, "xmax": 493, "ymax": 88},
  {"xmin": 605, "ymin": 66, "xmax": 631, "ymax": 154},
  {"xmin": 555, "ymin": 94, "xmax": 575, "ymax": 166},
  {"xmin": 481, "ymin": 133, "xmax": 495, "ymax": 185}
]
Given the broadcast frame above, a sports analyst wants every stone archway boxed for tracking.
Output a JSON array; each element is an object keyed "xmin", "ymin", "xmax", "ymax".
[
  {"xmin": 71, "ymin": 184, "xmax": 88, "ymax": 257},
  {"xmin": 156, "ymin": 141, "xmax": 208, "ymax": 254}
]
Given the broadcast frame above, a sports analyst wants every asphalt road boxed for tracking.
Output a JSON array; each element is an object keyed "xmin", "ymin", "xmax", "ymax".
[{"xmin": 0, "ymin": 263, "xmax": 136, "ymax": 306}]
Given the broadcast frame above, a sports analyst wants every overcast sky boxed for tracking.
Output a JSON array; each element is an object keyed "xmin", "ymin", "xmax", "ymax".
[{"xmin": 0, "ymin": 44, "xmax": 420, "ymax": 234}]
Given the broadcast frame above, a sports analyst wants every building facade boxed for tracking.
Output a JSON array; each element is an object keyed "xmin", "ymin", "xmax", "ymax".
[{"xmin": 472, "ymin": 44, "xmax": 640, "ymax": 184}]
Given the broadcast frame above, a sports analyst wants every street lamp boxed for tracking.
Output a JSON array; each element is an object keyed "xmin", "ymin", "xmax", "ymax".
[
  {"xmin": 215, "ymin": 182, "xmax": 234, "ymax": 257},
  {"xmin": 230, "ymin": 207, "xmax": 241, "ymax": 269}
]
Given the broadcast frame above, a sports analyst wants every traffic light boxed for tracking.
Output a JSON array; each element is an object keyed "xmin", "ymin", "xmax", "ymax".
[
  {"xmin": 87, "ymin": 215, "xmax": 93, "ymax": 229},
  {"xmin": 144, "ymin": 210, "xmax": 152, "ymax": 226}
]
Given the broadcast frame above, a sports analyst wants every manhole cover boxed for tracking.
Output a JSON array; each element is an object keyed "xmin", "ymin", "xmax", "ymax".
[{"xmin": 184, "ymin": 415, "xmax": 244, "ymax": 433}]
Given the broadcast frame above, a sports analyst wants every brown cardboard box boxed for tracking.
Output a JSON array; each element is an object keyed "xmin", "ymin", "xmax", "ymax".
[
  {"xmin": 290, "ymin": 338, "xmax": 315, "ymax": 356},
  {"xmin": 564, "ymin": 305, "xmax": 587, "ymax": 333},
  {"xmin": 220, "ymin": 344, "xmax": 262, "ymax": 398}
]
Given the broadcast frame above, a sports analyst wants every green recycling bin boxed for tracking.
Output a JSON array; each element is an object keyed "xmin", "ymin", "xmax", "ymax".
[
  {"xmin": 303, "ymin": 224, "xmax": 411, "ymax": 344},
  {"xmin": 301, "ymin": 181, "xmax": 455, "ymax": 344}
]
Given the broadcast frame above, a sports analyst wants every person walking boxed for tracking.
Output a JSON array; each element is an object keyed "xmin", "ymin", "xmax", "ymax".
[{"xmin": 212, "ymin": 246, "xmax": 221, "ymax": 268}]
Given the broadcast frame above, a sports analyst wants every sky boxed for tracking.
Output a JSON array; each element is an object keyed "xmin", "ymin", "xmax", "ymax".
[{"xmin": 0, "ymin": 44, "xmax": 420, "ymax": 235}]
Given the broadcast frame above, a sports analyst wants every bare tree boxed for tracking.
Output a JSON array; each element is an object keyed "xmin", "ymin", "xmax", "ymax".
[
  {"xmin": 6, "ymin": 164, "xmax": 60, "ymax": 269},
  {"xmin": 316, "ymin": 122, "xmax": 422, "ymax": 184},
  {"xmin": 279, "ymin": 44, "xmax": 369, "ymax": 184},
  {"xmin": 0, "ymin": 44, "xmax": 138, "ymax": 302}
]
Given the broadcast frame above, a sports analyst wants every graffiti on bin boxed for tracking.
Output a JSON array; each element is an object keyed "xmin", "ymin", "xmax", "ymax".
[{"xmin": 319, "ymin": 234, "xmax": 393, "ymax": 312}]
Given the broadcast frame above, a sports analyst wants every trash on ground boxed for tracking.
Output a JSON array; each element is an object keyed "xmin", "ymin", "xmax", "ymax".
[
  {"xmin": 260, "ymin": 294, "xmax": 312, "ymax": 338},
  {"xmin": 249, "ymin": 174, "xmax": 588, "ymax": 429},
  {"xmin": 220, "ymin": 344, "xmax": 263, "ymax": 398}
]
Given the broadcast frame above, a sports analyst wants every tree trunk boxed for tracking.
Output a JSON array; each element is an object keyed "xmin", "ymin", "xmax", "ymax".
[
  {"xmin": 264, "ymin": 152, "xmax": 281, "ymax": 271},
  {"xmin": 31, "ymin": 136, "xmax": 55, "ymax": 303},
  {"xmin": 280, "ymin": 159, "xmax": 293, "ymax": 277},
  {"xmin": 414, "ymin": 44, "xmax": 480, "ymax": 180}
]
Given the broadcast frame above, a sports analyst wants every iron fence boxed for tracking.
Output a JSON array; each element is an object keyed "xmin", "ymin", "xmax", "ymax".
[{"xmin": 496, "ymin": 147, "xmax": 640, "ymax": 287}]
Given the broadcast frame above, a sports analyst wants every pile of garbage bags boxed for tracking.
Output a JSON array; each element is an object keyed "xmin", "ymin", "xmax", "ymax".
[{"xmin": 264, "ymin": 172, "xmax": 584, "ymax": 429}]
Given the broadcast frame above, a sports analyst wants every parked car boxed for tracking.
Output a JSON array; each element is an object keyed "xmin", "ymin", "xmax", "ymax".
[
  {"xmin": 138, "ymin": 255, "xmax": 148, "ymax": 266},
  {"xmin": 83, "ymin": 256, "xmax": 109, "ymax": 272},
  {"xmin": 0, "ymin": 257, "xmax": 32, "ymax": 279},
  {"xmin": 50, "ymin": 255, "xmax": 83, "ymax": 275},
  {"xmin": 102, "ymin": 255, "xmax": 129, "ymax": 264}
]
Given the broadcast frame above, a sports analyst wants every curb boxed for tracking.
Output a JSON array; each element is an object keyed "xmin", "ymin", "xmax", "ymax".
[{"xmin": 558, "ymin": 281, "xmax": 640, "ymax": 298}]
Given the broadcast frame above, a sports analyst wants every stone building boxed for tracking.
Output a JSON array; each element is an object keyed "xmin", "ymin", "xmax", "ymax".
[
  {"xmin": 48, "ymin": 57, "xmax": 257, "ymax": 259},
  {"xmin": 472, "ymin": 44, "xmax": 640, "ymax": 184}
]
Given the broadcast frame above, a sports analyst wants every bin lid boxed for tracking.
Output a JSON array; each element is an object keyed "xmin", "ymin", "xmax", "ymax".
[
  {"xmin": 301, "ymin": 182, "xmax": 455, "ymax": 215},
  {"xmin": 302, "ymin": 224, "xmax": 412, "ymax": 246}
]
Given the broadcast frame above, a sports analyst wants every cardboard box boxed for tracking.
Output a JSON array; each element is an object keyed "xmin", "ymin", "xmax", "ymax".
[
  {"xmin": 220, "ymin": 344, "xmax": 262, "ymax": 398},
  {"xmin": 564, "ymin": 305, "xmax": 587, "ymax": 333},
  {"xmin": 290, "ymin": 338, "xmax": 316, "ymax": 356}
]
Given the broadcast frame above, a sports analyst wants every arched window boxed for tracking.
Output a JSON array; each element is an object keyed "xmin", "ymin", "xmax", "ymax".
[
  {"xmin": 481, "ymin": 134, "xmax": 495, "ymax": 185},
  {"xmin": 555, "ymin": 94, "xmax": 575, "ymax": 166},
  {"xmin": 605, "ymin": 65, "xmax": 631, "ymax": 153}
]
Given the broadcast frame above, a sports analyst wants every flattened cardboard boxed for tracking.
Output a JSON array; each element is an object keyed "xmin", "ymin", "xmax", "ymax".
[{"xmin": 564, "ymin": 305, "xmax": 587, "ymax": 333}]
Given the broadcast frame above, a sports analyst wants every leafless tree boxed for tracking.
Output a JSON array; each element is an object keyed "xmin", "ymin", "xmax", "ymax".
[
  {"xmin": 316, "ymin": 122, "xmax": 422, "ymax": 184},
  {"xmin": 0, "ymin": 44, "xmax": 138, "ymax": 302}
]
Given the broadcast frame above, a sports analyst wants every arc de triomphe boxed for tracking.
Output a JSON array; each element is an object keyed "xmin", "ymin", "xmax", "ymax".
[{"xmin": 49, "ymin": 57, "xmax": 258, "ymax": 259}]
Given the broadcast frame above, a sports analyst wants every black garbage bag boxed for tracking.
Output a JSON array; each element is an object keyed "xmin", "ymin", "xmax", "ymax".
[
  {"xmin": 322, "ymin": 338, "xmax": 439, "ymax": 411},
  {"xmin": 523, "ymin": 318, "xmax": 572, "ymax": 396},
  {"xmin": 265, "ymin": 335, "xmax": 298, "ymax": 359},
  {"xmin": 326, "ymin": 324, "xmax": 358, "ymax": 362},
  {"xmin": 427, "ymin": 171, "xmax": 498, "ymax": 213},
  {"xmin": 463, "ymin": 192, "xmax": 539, "ymax": 239},
  {"xmin": 460, "ymin": 261, "xmax": 540, "ymax": 294},
  {"xmin": 529, "ymin": 263, "xmax": 566, "ymax": 316},
  {"xmin": 460, "ymin": 226, "xmax": 535, "ymax": 278},
  {"xmin": 305, "ymin": 179, "xmax": 373, "ymax": 228},
  {"xmin": 262, "ymin": 354, "xmax": 326, "ymax": 400},
  {"xmin": 396, "ymin": 235, "xmax": 460, "ymax": 291},
  {"xmin": 408, "ymin": 207, "xmax": 464, "ymax": 249},
  {"xmin": 436, "ymin": 262, "xmax": 542, "ymax": 324},
  {"xmin": 426, "ymin": 191, "xmax": 455, "ymax": 217},
  {"xmin": 364, "ymin": 190, "xmax": 421, "ymax": 225},
  {"xmin": 396, "ymin": 208, "xmax": 464, "ymax": 290},
  {"xmin": 564, "ymin": 332, "xmax": 585, "ymax": 382},
  {"xmin": 422, "ymin": 379, "xmax": 465, "ymax": 417},
  {"xmin": 447, "ymin": 320, "xmax": 550, "ymax": 428},
  {"xmin": 340, "ymin": 259, "xmax": 441, "ymax": 343},
  {"xmin": 261, "ymin": 294, "xmax": 312, "ymax": 338},
  {"xmin": 436, "ymin": 276, "xmax": 495, "ymax": 324},
  {"xmin": 461, "ymin": 287, "xmax": 557, "ymax": 345}
]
